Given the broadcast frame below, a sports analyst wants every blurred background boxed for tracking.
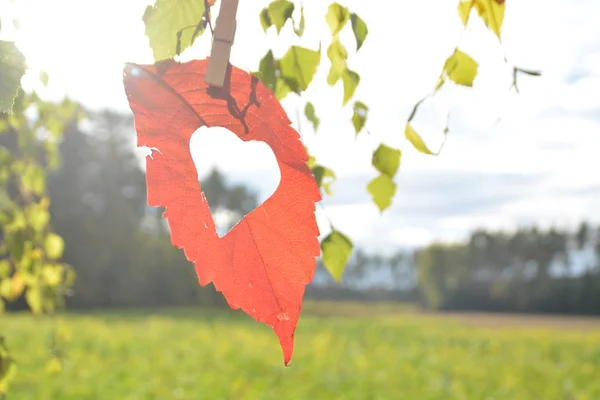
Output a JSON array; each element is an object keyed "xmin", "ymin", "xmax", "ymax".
[{"xmin": 2, "ymin": 0, "xmax": 600, "ymax": 399}]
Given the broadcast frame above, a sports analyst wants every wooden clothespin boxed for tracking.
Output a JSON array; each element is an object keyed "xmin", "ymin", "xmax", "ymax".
[{"xmin": 205, "ymin": 0, "xmax": 239, "ymax": 88}]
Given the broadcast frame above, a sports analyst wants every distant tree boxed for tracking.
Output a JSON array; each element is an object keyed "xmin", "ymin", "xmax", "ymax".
[{"xmin": 200, "ymin": 168, "xmax": 258, "ymax": 234}]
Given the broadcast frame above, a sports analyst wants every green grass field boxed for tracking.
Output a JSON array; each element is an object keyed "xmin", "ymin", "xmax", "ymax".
[{"xmin": 3, "ymin": 302, "xmax": 600, "ymax": 399}]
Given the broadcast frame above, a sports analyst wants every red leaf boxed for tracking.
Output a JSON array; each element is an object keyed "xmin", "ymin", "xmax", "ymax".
[{"xmin": 123, "ymin": 59, "xmax": 321, "ymax": 365}]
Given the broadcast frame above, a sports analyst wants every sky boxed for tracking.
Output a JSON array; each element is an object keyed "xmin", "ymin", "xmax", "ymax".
[{"xmin": 3, "ymin": 0, "xmax": 600, "ymax": 253}]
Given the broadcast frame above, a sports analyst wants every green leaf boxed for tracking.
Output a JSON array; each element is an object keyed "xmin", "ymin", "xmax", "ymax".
[
  {"xmin": 325, "ymin": 3, "xmax": 350, "ymax": 35},
  {"xmin": 457, "ymin": 0, "xmax": 474, "ymax": 25},
  {"xmin": 274, "ymin": 77, "xmax": 292, "ymax": 100},
  {"xmin": 143, "ymin": 0, "xmax": 210, "ymax": 61},
  {"xmin": 352, "ymin": 101, "xmax": 368, "ymax": 135},
  {"xmin": 260, "ymin": 8, "xmax": 272, "ymax": 32},
  {"xmin": 26, "ymin": 204, "xmax": 50, "ymax": 233},
  {"xmin": 312, "ymin": 165, "xmax": 336, "ymax": 196},
  {"xmin": 0, "ymin": 261, "xmax": 10, "ymax": 279},
  {"xmin": 321, "ymin": 230, "xmax": 353, "ymax": 281},
  {"xmin": 39, "ymin": 71, "xmax": 49, "ymax": 87},
  {"xmin": 20, "ymin": 164, "xmax": 45, "ymax": 196},
  {"xmin": 372, "ymin": 144, "xmax": 401, "ymax": 177},
  {"xmin": 64, "ymin": 266, "xmax": 77, "ymax": 287},
  {"xmin": 474, "ymin": 0, "xmax": 504, "ymax": 38},
  {"xmin": 25, "ymin": 284, "xmax": 42, "ymax": 314},
  {"xmin": 342, "ymin": 69, "xmax": 360, "ymax": 105},
  {"xmin": 5, "ymin": 231, "xmax": 25, "ymax": 262},
  {"xmin": 306, "ymin": 152, "xmax": 317, "ymax": 170},
  {"xmin": 279, "ymin": 45, "xmax": 321, "ymax": 94},
  {"xmin": 42, "ymin": 264, "xmax": 63, "ymax": 287},
  {"xmin": 443, "ymin": 49, "xmax": 478, "ymax": 87},
  {"xmin": 256, "ymin": 50, "xmax": 277, "ymax": 92},
  {"xmin": 304, "ymin": 102, "xmax": 320, "ymax": 131},
  {"xmin": 0, "ymin": 41, "xmax": 26, "ymax": 113},
  {"xmin": 267, "ymin": 0, "xmax": 295, "ymax": 34},
  {"xmin": 405, "ymin": 123, "xmax": 434, "ymax": 155},
  {"xmin": 367, "ymin": 174, "xmax": 397, "ymax": 212},
  {"xmin": 293, "ymin": 5, "xmax": 305, "ymax": 36},
  {"xmin": 350, "ymin": 13, "xmax": 368, "ymax": 51},
  {"xmin": 44, "ymin": 233, "xmax": 64, "ymax": 261},
  {"xmin": 326, "ymin": 37, "xmax": 348, "ymax": 85}
]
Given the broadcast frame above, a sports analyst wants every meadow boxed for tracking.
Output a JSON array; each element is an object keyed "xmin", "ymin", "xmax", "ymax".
[{"xmin": 2, "ymin": 302, "xmax": 600, "ymax": 400}]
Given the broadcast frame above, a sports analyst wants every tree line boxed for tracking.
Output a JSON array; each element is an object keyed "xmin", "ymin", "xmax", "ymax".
[{"xmin": 6, "ymin": 109, "xmax": 598, "ymax": 315}]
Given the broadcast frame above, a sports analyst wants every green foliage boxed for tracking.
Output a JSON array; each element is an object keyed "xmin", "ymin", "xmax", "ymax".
[
  {"xmin": 414, "ymin": 224, "xmax": 600, "ymax": 314},
  {"xmin": 321, "ymin": 230, "xmax": 353, "ymax": 281},
  {"xmin": 443, "ymin": 49, "xmax": 478, "ymax": 87},
  {"xmin": 255, "ymin": 2, "xmax": 373, "ymax": 278},
  {"xmin": 0, "ymin": 41, "xmax": 26, "ymax": 113},
  {"xmin": 249, "ymin": 0, "xmax": 527, "ymax": 278},
  {"xmin": 404, "ymin": 0, "xmax": 532, "ymax": 159},
  {"xmin": 304, "ymin": 102, "xmax": 320, "ymax": 131},
  {"xmin": 143, "ymin": 0, "xmax": 212, "ymax": 61},
  {"xmin": 0, "ymin": 89, "xmax": 79, "ymax": 328}
]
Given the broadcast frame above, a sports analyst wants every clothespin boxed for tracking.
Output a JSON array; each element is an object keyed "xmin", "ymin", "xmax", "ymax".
[{"xmin": 205, "ymin": 0, "xmax": 239, "ymax": 88}]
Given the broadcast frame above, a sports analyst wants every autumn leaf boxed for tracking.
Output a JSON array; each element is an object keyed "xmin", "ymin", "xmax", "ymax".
[{"xmin": 123, "ymin": 59, "xmax": 322, "ymax": 366}]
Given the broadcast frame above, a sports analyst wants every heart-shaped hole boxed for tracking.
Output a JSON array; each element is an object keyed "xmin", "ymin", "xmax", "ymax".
[{"xmin": 190, "ymin": 126, "xmax": 281, "ymax": 238}]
